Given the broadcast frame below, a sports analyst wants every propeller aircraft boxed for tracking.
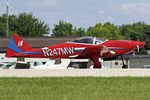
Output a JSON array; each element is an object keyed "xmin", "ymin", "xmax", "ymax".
[{"xmin": 6, "ymin": 34, "xmax": 145, "ymax": 68}]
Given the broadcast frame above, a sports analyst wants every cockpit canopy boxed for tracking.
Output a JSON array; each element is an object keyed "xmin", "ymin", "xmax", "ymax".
[{"xmin": 72, "ymin": 37, "xmax": 104, "ymax": 44}]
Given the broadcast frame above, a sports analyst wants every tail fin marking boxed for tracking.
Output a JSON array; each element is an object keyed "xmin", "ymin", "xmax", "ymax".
[
  {"xmin": 8, "ymin": 36, "xmax": 24, "ymax": 53},
  {"xmin": 6, "ymin": 34, "xmax": 43, "ymax": 57}
]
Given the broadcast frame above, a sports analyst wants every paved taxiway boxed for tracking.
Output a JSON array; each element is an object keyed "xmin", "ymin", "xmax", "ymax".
[{"xmin": 0, "ymin": 69, "xmax": 150, "ymax": 77}]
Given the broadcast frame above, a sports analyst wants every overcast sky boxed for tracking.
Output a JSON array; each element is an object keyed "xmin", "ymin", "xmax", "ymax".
[{"xmin": 1, "ymin": 0, "xmax": 150, "ymax": 29}]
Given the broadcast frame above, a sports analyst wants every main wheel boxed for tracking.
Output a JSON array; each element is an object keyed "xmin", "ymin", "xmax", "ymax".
[{"xmin": 122, "ymin": 65, "xmax": 128, "ymax": 69}]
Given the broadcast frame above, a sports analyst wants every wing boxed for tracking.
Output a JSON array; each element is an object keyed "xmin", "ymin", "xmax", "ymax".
[{"xmin": 69, "ymin": 45, "xmax": 116, "ymax": 58}]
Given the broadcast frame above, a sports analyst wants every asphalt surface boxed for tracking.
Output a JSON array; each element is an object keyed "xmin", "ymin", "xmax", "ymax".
[{"xmin": 1, "ymin": 69, "xmax": 150, "ymax": 77}]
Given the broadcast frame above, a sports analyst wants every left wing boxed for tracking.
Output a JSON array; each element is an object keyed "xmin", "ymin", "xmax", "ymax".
[{"xmin": 69, "ymin": 45, "xmax": 115, "ymax": 58}]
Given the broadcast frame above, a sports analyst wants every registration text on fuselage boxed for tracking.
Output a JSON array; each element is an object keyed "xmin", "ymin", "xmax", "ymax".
[{"xmin": 42, "ymin": 47, "xmax": 74, "ymax": 56}]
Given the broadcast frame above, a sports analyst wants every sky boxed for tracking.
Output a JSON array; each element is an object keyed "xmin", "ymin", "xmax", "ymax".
[{"xmin": 1, "ymin": 0, "xmax": 150, "ymax": 29}]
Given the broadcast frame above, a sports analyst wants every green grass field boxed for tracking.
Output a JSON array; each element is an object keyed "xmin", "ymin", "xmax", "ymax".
[{"xmin": 0, "ymin": 77, "xmax": 150, "ymax": 100}]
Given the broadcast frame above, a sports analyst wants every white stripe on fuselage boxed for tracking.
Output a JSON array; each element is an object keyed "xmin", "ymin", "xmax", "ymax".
[
  {"xmin": 74, "ymin": 47, "xmax": 85, "ymax": 51},
  {"xmin": 67, "ymin": 42, "xmax": 94, "ymax": 45}
]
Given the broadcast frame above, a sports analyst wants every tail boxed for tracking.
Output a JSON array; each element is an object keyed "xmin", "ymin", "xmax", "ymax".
[{"xmin": 6, "ymin": 33, "xmax": 34, "ymax": 57}]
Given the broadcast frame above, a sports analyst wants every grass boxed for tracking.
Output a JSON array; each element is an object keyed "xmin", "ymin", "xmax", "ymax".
[{"xmin": 0, "ymin": 77, "xmax": 150, "ymax": 100}]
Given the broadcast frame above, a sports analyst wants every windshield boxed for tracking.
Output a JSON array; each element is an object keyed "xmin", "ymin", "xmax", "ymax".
[
  {"xmin": 72, "ymin": 37, "xmax": 104, "ymax": 44},
  {"xmin": 95, "ymin": 37, "xmax": 105, "ymax": 44}
]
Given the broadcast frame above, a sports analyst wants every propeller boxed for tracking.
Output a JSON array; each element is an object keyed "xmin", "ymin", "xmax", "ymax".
[
  {"xmin": 136, "ymin": 41, "xmax": 142, "ymax": 63},
  {"xmin": 136, "ymin": 45, "xmax": 140, "ymax": 53}
]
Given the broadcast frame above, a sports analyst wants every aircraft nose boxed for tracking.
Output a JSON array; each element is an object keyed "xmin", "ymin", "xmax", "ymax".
[
  {"xmin": 137, "ymin": 41, "xmax": 146, "ymax": 48},
  {"xmin": 126, "ymin": 40, "xmax": 145, "ymax": 51}
]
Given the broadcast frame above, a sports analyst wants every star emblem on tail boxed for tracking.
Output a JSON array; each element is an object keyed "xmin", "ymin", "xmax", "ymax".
[{"xmin": 18, "ymin": 40, "xmax": 23, "ymax": 47}]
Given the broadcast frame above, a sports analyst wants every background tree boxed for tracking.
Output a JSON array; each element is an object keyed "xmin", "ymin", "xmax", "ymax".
[
  {"xmin": 14, "ymin": 13, "xmax": 49, "ymax": 36},
  {"xmin": 52, "ymin": 21, "xmax": 73, "ymax": 37},
  {"xmin": 0, "ymin": 13, "xmax": 49, "ymax": 37},
  {"xmin": 119, "ymin": 24, "xmax": 133, "ymax": 40},
  {"xmin": 72, "ymin": 27, "xmax": 85, "ymax": 36},
  {"xmin": 86, "ymin": 22, "xmax": 123, "ymax": 40},
  {"xmin": 120, "ymin": 22, "xmax": 146, "ymax": 40},
  {"xmin": 143, "ymin": 24, "xmax": 150, "ymax": 50},
  {"xmin": 119, "ymin": 22, "xmax": 149, "ymax": 50},
  {"xmin": 52, "ymin": 20, "xmax": 86, "ymax": 37},
  {"xmin": 0, "ymin": 14, "xmax": 7, "ymax": 36}
]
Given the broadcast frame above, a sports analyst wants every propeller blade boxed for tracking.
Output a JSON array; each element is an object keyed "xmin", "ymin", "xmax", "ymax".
[
  {"xmin": 136, "ymin": 45, "xmax": 140, "ymax": 53},
  {"xmin": 136, "ymin": 44, "xmax": 142, "ymax": 63}
]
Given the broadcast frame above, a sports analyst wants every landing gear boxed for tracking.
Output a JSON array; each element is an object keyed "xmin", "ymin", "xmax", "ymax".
[
  {"xmin": 121, "ymin": 56, "xmax": 128, "ymax": 69},
  {"xmin": 91, "ymin": 56, "xmax": 102, "ymax": 69}
]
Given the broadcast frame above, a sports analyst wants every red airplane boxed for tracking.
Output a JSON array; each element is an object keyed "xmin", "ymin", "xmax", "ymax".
[{"xmin": 6, "ymin": 34, "xmax": 145, "ymax": 68}]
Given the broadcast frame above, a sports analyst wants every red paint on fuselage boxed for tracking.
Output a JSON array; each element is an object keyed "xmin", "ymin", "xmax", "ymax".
[{"xmin": 23, "ymin": 40, "xmax": 145, "ymax": 59}]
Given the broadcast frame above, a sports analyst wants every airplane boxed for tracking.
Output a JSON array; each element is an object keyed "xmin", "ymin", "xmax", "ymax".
[{"xmin": 6, "ymin": 33, "xmax": 145, "ymax": 68}]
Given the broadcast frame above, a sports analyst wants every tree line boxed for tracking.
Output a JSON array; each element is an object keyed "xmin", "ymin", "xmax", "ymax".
[
  {"xmin": 0, "ymin": 13, "xmax": 49, "ymax": 37},
  {"xmin": 0, "ymin": 13, "xmax": 150, "ymax": 51}
]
